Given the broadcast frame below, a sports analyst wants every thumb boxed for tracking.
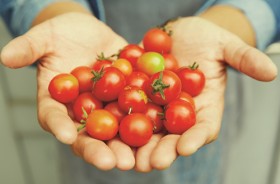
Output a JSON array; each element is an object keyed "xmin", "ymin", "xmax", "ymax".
[
  {"xmin": 1, "ymin": 25, "xmax": 51, "ymax": 68},
  {"xmin": 224, "ymin": 39, "xmax": 278, "ymax": 81}
]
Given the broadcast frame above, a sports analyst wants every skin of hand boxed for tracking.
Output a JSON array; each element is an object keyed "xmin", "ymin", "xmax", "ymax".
[
  {"xmin": 1, "ymin": 3, "xmax": 278, "ymax": 173},
  {"xmin": 0, "ymin": 12, "xmax": 137, "ymax": 171},
  {"xmin": 134, "ymin": 16, "xmax": 278, "ymax": 172}
]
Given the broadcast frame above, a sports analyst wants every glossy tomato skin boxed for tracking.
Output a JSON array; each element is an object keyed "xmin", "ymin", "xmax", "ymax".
[
  {"xmin": 92, "ymin": 67, "xmax": 126, "ymax": 102},
  {"xmin": 119, "ymin": 113, "xmax": 153, "ymax": 147},
  {"xmin": 125, "ymin": 71, "xmax": 149, "ymax": 90},
  {"xmin": 176, "ymin": 65, "xmax": 206, "ymax": 97},
  {"xmin": 164, "ymin": 100, "xmax": 196, "ymax": 134},
  {"xmin": 86, "ymin": 109, "xmax": 118, "ymax": 141},
  {"xmin": 137, "ymin": 52, "xmax": 165, "ymax": 76},
  {"xmin": 72, "ymin": 92, "xmax": 103, "ymax": 122},
  {"xmin": 112, "ymin": 58, "xmax": 133, "ymax": 76},
  {"xmin": 71, "ymin": 66, "xmax": 93, "ymax": 92},
  {"xmin": 177, "ymin": 91, "xmax": 195, "ymax": 109},
  {"xmin": 119, "ymin": 44, "xmax": 145, "ymax": 68},
  {"xmin": 146, "ymin": 70, "xmax": 182, "ymax": 105},
  {"xmin": 143, "ymin": 28, "xmax": 172, "ymax": 54},
  {"xmin": 104, "ymin": 101, "xmax": 126, "ymax": 123},
  {"xmin": 92, "ymin": 60, "xmax": 112, "ymax": 71},
  {"xmin": 48, "ymin": 73, "xmax": 79, "ymax": 104},
  {"xmin": 143, "ymin": 102, "xmax": 164, "ymax": 133},
  {"xmin": 162, "ymin": 53, "xmax": 179, "ymax": 72},
  {"xmin": 118, "ymin": 86, "xmax": 148, "ymax": 113}
]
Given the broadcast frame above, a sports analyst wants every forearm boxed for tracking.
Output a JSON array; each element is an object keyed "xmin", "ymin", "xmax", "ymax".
[
  {"xmin": 198, "ymin": 5, "xmax": 256, "ymax": 47},
  {"xmin": 32, "ymin": 1, "xmax": 91, "ymax": 27}
]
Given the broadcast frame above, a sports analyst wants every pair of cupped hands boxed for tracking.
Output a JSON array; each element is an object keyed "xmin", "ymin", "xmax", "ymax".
[{"xmin": 1, "ymin": 13, "xmax": 277, "ymax": 172}]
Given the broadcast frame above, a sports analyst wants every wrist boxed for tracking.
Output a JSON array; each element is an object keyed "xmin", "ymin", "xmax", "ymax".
[
  {"xmin": 198, "ymin": 5, "xmax": 256, "ymax": 47},
  {"xmin": 32, "ymin": 1, "xmax": 91, "ymax": 27}
]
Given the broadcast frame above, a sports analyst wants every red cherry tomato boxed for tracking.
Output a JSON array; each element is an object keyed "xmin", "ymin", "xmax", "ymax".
[
  {"xmin": 48, "ymin": 73, "xmax": 79, "ymax": 103},
  {"xmin": 86, "ymin": 109, "xmax": 118, "ymax": 141},
  {"xmin": 125, "ymin": 71, "xmax": 149, "ymax": 90},
  {"xmin": 143, "ymin": 28, "xmax": 172, "ymax": 54},
  {"xmin": 119, "ymin": 44, "xmax": 145, "ymax": 68},
  {"xmin": 143, "ymin": 102, "xmax": 164, "ymax": 133},
  {"xmin": 176, "ymin": 62, "xmax": 206, "ymax": 97},
  {"xmin": 162, "ymin": 53, "xmax": 179, "ymax": 72},
  {"xmin": 119, "ymin": 113, "xmax": 153, "ymax": 147},
  {"xmin": 104, "ymin": 101, "xmax": 126, "ymax": 123},
  {"xmin": 137, "ymin": 52, "xmax": 165, "ymax": 76},
  {"xmin": 92, "ymin": 67, "xmax": 126, "ymax": 102},
  {"xmin": 92, "ymin": 53, "xmax": 113, "ymax": 71},
  {"xmin": 177, "ymin": 91, "xmax": 196, "ymax": 109},
  {"xmin": 146, "ymin": 70, "xmax": 181, "ymax": 105},
  {"xmin": 92, "ymin": 60, "xmax": 112, "ymax": 71},
  {"xmin": 118, "ymin": 86, "xmax": 148, "ymax": 113},
  {"xmin": 164, "ymin": 100, "xmax": 196, "ymax": 134},
  {"xmin": 71, "ymin": 66, "xmax": 93, "ymax": 92},
  {"xmin": 72, "ymin": 92, "xmax": 103, "ymax": 122}
]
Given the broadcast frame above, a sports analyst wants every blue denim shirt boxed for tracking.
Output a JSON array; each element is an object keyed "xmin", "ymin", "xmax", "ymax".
[{"xmin": 0, "ymin": 0, "xmax": 279, "ymax": 50}]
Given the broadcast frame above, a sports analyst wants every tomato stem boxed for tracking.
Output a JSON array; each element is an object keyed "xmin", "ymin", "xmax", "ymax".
[
  {"xmin": 152, "ymin": 72, "xmax": 170, "ymax": 100},
  {"xmin": 189, "ymin": 62, "xmax": 199, "ymax": 70},
  {"xmin": 91, "ymin": 66, "xmax": 104, "ymax": 83},
  {"xmin": 77, "ymin": 124, "xmax": 86, "ymax": 132}
]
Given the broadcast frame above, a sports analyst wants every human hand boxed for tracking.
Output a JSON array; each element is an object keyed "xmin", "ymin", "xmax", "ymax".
[
  {"xmin": 0, "ymin": 13, "xmax": 136, "ymax": 170},
  {"xmin": 133, "ymin": 17, "xmax": 278, "ymax": 172}
]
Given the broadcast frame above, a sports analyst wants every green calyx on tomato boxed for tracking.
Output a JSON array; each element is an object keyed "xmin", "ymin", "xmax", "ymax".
[
  {"xmin": 96, "ymin": 52, "xmax": 115, "ymax": 62},
  {"xmin": 151, "ymin": 72, "xmax": 170, "ymax": 100},
  {"xmin": 188, "ymin": 62, "xmax": 199, "ymax": 70},
  {"xmin": 91, "ymin": 66, "xmax": 104, "ymax": 83}
]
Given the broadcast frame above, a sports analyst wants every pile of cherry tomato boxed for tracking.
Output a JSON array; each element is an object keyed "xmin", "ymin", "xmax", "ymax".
[{"xmin": 48, "ymin": 27, "xmax": 206, "ymax": 147}]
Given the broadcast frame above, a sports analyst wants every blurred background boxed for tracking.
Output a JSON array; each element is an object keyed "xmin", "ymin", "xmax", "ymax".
[{"xmin": 1, "ymin": 17, "xmax": 280, "ymax": 184}]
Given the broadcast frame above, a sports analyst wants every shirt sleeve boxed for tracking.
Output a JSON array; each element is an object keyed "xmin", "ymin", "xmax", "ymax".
[
  {"xmin": 196, "ymin": 0, "xmax": 278, "ymax": 51},
  {"xmin": 265, "ymin": 0, "xmax": 280, "ymax": 42},
  {"xmin": 0, "ymin": 0, "xmax": 96, "ymax": 37}
]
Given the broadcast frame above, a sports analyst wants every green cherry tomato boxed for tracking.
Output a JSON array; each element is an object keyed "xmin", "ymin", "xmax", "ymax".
[{"xmin": 137, "ymin": 52, "xmax": 165, "ymax": 76}]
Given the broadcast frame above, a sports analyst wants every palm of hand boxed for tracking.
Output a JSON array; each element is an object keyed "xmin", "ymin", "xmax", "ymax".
[
  {"xmin": 34, "ymin": 13, "xmax": 133, "ymax": 170},
  {"xmin": 2, "ymin": 13, "xmax": 276, "ymax": 172},
  {"xmin": 135, "ymin": 17, "xmax": 277, "ymax": 172}
]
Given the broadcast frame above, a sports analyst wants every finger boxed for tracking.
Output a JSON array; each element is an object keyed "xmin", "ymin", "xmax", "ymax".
[
  {"xmin": 224, "ymin": 39, "xmax": 277, "ymax": 81},
  {"xmin": 38, "ymin": 96, "xmax": 77, "ymax": 144},
  {"xmin": 107, "ymin": 137, "xmax": 135, "ymax": 170},
  {"xmin": 0, "ymin": 24, "xmax": 52, "ymax": 68},
  {"xmin": 135, "ymin": 134, "xmax": 163, "ymax": 172},
  {"xmin": 177, "ymin": 101, "xmax": 222, "ymax": 156},
  {"xmin": 150, "ymin": 134, "xmax": 180, "ymax": 170},
  {"xmin": 72, "ymin": 132, "xmax": 117, "ymax": 170}
]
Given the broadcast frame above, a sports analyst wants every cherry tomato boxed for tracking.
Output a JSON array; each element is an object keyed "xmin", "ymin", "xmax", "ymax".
[
  {"xmin": 118, "ymin": 86, "xmax": 148, "ymax": 113},
  {"xmin": 125, "ymin": 71, "xmax": 149, "ymax": 90},
  {"xmin": 92, "ymin": 53, "xmax": 113, "ymax": 71},
  {"xmin": 146, "ymin": 70, "xmax": 181, "ymax": 105},
  {"xmin": 143, "ymin": 27, "xmax": 172, "ymax": 54},
  {"xmin": 143, "ymin": 102, "xmax": 164, "ymax": 133},
  {"xmin": 86, "ymin": 109, "xmax": 118, "ymax": 140},
  {"xmin": 137, "ymin": 52, "xmax": 165, "ymax": 76},
  {"xmin": 164, "ymin": 99, "xmax": 196, "ymax": 134},
  {"xmin": 71, "ymin": 66, "xmax": 93, "ymax": 92},
  {"xmin": 48, "ymin": 73, "xmax": 79, "ymax": 103},
  {"xmin": 119, "ymin": 113, "xmax": 153, "ymax": 147},
  {"xmin": 72, "ymin": 92, "xmax": 103, "ymax": 122},
  {"xmin": 92, "ymin": 60, "xmax": 112, "ymax": 71},
  {"xmin": 177, "ymin": 91, "xmax": 195, "ymax": 109},
  {"xmin": 92, "ymin": 67, "xmax": 126, "ymax": 102},
  {"xmin": 112, "ymin": 58, "xmax": 133, "ymax": 76},
  {"xmin": 176, "ymin": 62, "xmax": 206, "ymax": 97},
  {"xmin": 162, "ymin": 53, "xmax": 179, "ymax": 72},
  {"xmin": 119, "ymin": 44, "xmax": 145, "ymax": 68},
  {"xmin": 104, "ymin": 101, "xmax": 126, "ymax": 123}
]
